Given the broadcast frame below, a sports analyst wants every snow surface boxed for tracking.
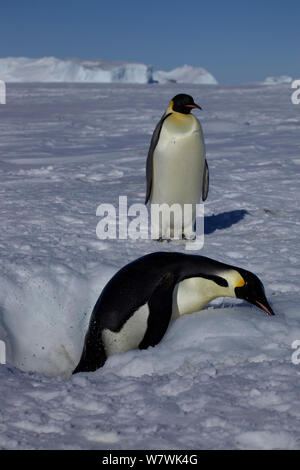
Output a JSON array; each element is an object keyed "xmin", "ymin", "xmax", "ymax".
[
  {"xmin": 0, "ymin": 57, "xmax": 217, "ymax": 85},
  {"xmin": 0, "ymin": 82, "xmax": 300, "ymax": 449}
]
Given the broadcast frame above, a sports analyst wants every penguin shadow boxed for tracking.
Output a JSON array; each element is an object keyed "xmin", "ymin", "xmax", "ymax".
[{"xmin": 204, "ymin": 209, "xmax": 249, "ymax": 235}]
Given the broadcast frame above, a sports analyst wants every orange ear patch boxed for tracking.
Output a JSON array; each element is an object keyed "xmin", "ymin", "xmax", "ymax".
[{"xmin": 235, "ymin": 277, "xmax": 245, "ymax": 288}]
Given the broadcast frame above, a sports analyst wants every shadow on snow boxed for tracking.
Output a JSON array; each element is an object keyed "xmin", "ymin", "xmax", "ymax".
[{"xmin": 204, "ymin": 209, "xmax": 249, "ymax": 235}]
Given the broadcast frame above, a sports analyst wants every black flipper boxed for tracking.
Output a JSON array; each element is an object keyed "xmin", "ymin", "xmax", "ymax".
[
  {"xmin": 145, "ymin": 112, "xmax": 172, "ymax": 204},
  {"xmin": 202, "ymin": 159, "xmax": 209, "ymax": 201},
  {"xmin": 139, "ymin": 273, "xmax": 175, "ymax": 350}
]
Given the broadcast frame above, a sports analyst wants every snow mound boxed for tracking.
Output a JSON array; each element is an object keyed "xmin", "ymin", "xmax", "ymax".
[
  {"xmin": 0, "ymin": 57, "xmax": 153, "ymax": 83},
  {"xmin": 153, "ymin": 64, "xmax": 218, "ymax": 84},
  {"xmin": 262, "ymin": 75, "xmax": 293, "ymax": 85},
  {"xmin": 0, "ymin": 262, "xmax": 117, "ymax": 378}
]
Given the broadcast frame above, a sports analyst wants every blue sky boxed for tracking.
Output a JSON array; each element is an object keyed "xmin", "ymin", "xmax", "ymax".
[{"xmin": 0, "ymin": 0, "xmax": 299, "ymax": 84}]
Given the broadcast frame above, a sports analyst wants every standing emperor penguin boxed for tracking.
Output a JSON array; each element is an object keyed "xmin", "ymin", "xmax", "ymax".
[
  {"xmin": 145, "ymin": 94, "xmax": 209, "ymax": 240},
  {"xmin": 73, "ymin": 252, "xmax": 274, "ymax": 374}
]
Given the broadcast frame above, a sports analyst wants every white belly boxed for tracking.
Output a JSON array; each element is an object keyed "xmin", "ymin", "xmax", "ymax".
[
  {"xmin": 102, "ymin": 304, "xmax": 150, "ymax": 356},
  {"xmin": 151, "ymin": 133, "xmax": 205, "ymax": 205},
  {"xmin": 150, "ymin": 114, "xmax": 205, "ymax": 238}
]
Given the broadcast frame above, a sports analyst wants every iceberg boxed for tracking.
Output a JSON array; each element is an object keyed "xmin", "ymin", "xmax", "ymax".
[
  {"xmin": 153, "ymin": 64, "xmax": 218, "ymax": 84},
  {"xmin": 0, "ymin": 56, "xmax": 152, "ymax": 84},
  {"xmin": 262, "ymin": 75, "xmax": 293, "ymax": 85},
  {"xmin": 0, "ymin": 57, "xmax": 218, "ymax": 85}
]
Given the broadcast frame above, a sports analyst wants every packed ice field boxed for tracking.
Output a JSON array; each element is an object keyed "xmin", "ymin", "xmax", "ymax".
[{"xmin": 0, "ymin": 81, "xmax": 299, "ymax": 449}]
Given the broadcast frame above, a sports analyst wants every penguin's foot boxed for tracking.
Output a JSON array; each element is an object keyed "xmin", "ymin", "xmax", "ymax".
[
  {"xmin": 183, "ymin": 232, "xmax": 196, "ymax": 241},
  {"xmin": 153, "ymin": 237, "xmax": 171, "ymax": 243}
]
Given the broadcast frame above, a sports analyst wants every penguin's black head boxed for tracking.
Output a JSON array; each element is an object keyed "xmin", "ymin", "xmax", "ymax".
[
  {"xmin": 234, "ymin": 269, "xmax": 275, "ymax": 316},
  {"xmin": 171, "ymin": 94, "xmax": 202, "ymax": 114}
]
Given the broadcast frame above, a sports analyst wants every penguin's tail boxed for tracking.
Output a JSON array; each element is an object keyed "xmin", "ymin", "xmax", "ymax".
[{"xmin": 72, "ymin": 334, "xmax": 107, "ymax": 374}]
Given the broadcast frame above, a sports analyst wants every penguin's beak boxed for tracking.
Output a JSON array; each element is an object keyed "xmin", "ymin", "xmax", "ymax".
[
  {"xmin": 247, "ymin": 292, "xmax": 275, "ymax": 317},
  {"xmin": 185, "ymin": 103, "xmax": 202, "ymax": 110},
  {"xmin": 235, "ymin": 280, "xmax": 275, "ymax": 317},
  {"xmin": 254, "ymin": 300, "xmax": 275, "ymax": 316}
]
